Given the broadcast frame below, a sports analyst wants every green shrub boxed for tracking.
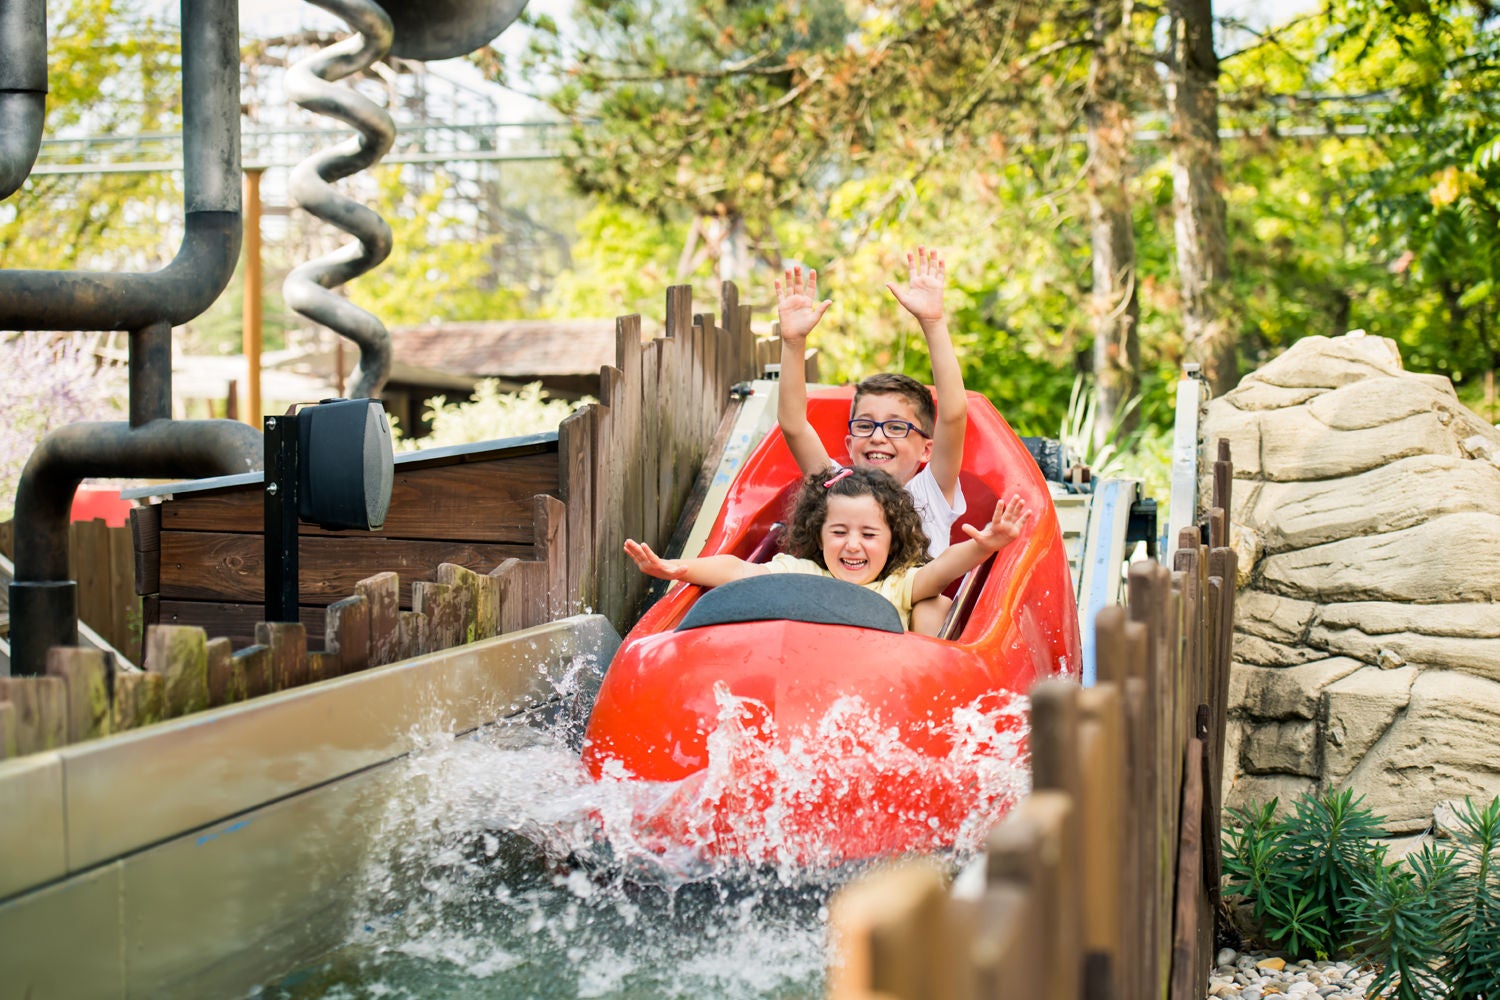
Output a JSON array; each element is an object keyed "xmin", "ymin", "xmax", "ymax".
[
  {"xmin": 1348, "ymin": 796, "xmax": 1500, "ymax": 1000},
  {"xmin": 1223, "ymin": 792, "xmax": 1500, "ymax": 997},
  {"xmin": 1222, "ymin": 789, "xmax": 1388, "ymax": 959}
]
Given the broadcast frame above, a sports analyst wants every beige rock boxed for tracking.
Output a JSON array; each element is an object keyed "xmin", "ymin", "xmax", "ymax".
[
  {"xmin": 1237, "ymin": 332, "xmax": 1403, "ymax": 390},
  {"xmin": 1224, "ymin": 771, "xmax": 1316, "ymax": 816},
  {"xmin": 1335, "ymin": 669, "xmax": 1500, "ymax": 832},
  {"xmin": 1241, "ymin": 719, "xmax": 1319, "ymax": 777},
  {"xmin": 1256, "ymin": 407, "xmax": 1461, "ymax": 481},
  {"xmin": 1229, "ymin": 658, "xmax": 1365, "ymax": 720},
  {"xmin": 1214, "ymin": 332, "xmax": 1500, "ymax": 830},
  {"xmin": 1304, "ymin": 375, "xmax": 1461, "ymax": 430},
  {"xmin": 1236, "ymin": 590, "xmax": 1318, "ymax": 643},
  {"xmin": 1233, "ymin": 632, "xmax": 1329, "ymax": 668},
  {"xmin": 1261, "ymin": 513, "xmax": 1500, "ymax": 603},
  {"xmin": 1319, "ymin": 600, "xmax": 1500, "ymax": 637},
  {"xmin": 1319, "ymin": 665, "xmax": 1418, "ymax": 787},
  {"xmin": 1239, "ymin": 455, "xmax": 1500, "ymax": 553},
  {"xmin": 1308, "ymin": 624, "xmax": 1500, "ymax": 683},
  {"xmin": 1214, "ymin": 381, "xmax": 1325, "ymax": 412}
]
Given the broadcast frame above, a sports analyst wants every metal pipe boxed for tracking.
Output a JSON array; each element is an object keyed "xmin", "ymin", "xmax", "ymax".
[
  {"xmin": 4, "ymin": 0, "xmax": 252, "ymax": 676},
  {"xmin": 130, "ymin": 321, "xmax": 173, "ymax": 426},
  {"xmin": 0, "ymin": 0, "xmax": 46, "ymax": 200},
  {"xmin": 8, "ymin": 419, "xmax": 262, "ymax": 676},
  {"xmin": 0, "ymin": 0, "xmax": 243, "ymax": 330},
  {"xmin": 282, "ymin": 0, "xmax": 397, "ymax": 399}
]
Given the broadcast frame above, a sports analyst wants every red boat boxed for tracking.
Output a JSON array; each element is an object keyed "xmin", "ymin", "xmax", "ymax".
[{"xmin": 582, "ymin": 387, "xmax": 1081, "ymax": 866}]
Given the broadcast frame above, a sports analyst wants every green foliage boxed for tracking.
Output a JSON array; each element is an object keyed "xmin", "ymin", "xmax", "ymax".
[
  {"xmin": 346, "ymin": 167, "xmax": 531, "ymax": 327},
  {"xmin": 392, "ymin": 380, "xmax": 592, "ymax": 452},
  {"xmin": 1350, "ymin": 796, "xmax": 1500, "ymax": 999},
  {"xmin": 1224, "ymin": 792, "xmax": 1500, "ymax": 995},
  {"xmin": 1059, "ymin": 374, "xmax": 1143, "ymax": 478},
  {"xmin": 0, "ymin": 0, "xmax": 181, "ymax": 271},
  {"xmin": 1223, "ymin": 790, "xmax": 1390, "ymax": 959}
]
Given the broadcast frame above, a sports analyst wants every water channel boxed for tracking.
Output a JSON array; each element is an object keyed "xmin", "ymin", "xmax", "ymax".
[{"xmin": 254, "ymin": 669, "xmax": 1032, "ymax": 1000}]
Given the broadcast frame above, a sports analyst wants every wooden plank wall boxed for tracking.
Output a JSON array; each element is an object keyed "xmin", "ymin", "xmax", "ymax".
[
  {"xmin": 830, "ymin": 442, "xmax": 1237, "ymax": 1000},
  {"xmin": 149, "ymin": 440, "xmax": 559, "ymax": 649},
  {"xmin": 1, "ymin": 281, "xmax": 764, "ymax": 759}
]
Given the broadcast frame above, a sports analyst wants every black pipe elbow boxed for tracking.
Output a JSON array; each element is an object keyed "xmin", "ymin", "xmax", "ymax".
[
  {"xmin": 0, "ymin": 0, "xmax": 46, "ymax": 201},
  {"xmin": 0, "ymin": 93, "xmax": 45, "ymax": 201},
  {"xmin": 0, "ymin": 210, "xmax": 242, "ymax": 331},
  {"xmin": 12, "ymin": 418, "xmax": 261, "ymax": 581}
]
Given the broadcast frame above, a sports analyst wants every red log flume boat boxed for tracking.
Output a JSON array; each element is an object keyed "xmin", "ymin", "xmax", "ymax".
[{"xmin": 581, "ymin": 388, "xmax": 1082, "ymax": 868}]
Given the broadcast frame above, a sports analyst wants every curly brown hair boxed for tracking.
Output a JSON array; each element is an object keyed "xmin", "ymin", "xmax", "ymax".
[{"xmin": 782, "ymin": 467, "xmax": 930, "ymax": 580}]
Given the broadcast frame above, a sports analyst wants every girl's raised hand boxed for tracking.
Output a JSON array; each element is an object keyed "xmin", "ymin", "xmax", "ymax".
[
  {"xmin": 886, "ymin": 246, "xmax": 947, "ymax": 323},
  {"xmin": 775, "ymin": 265, "xmax": 831, "ymax": 344},
  {"xmin": 961, "ymin": 495, "xmax": 1029, "ymax": 552},
  {"xmin": 623, "ymin": 539, "xmax": 689, "ymax": 581}
]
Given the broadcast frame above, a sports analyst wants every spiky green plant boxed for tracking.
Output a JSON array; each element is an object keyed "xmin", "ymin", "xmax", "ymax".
[
  {"xmin": 1222, "ymin": 790, "xmax": 1389, "ymax": 960},
  {"xmin": 1350, "ymin": 844, "xmax": 1457, "ymax": 999},
  {"xmin": 1440, "ymin": 796, "xmax": 1500, "ymax": 999}
]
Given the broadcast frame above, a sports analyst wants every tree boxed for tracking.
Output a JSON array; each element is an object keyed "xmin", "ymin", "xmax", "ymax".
[
  {"xmin": 0, "ymin": 0, "xmax": 182, "ymax": 273},
  {"xmin": 1166, "ymin": 0, "xmax": 1237, "ymax": 395}
]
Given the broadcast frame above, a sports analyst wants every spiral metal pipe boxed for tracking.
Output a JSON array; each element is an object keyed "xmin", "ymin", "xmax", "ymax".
[{"xmin": 282, "ymin": 0, "xmax": 397, "ymax": 400}]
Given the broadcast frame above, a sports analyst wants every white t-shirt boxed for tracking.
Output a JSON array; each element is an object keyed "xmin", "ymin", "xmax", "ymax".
[{"xmin": 905, "ymin": 465, "xmax": 967, "ymax": 558}]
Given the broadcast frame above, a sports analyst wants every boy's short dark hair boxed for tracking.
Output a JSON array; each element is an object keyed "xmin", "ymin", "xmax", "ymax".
[{"xmin": 852, "ymin": 373, "xmax": 936, "ymax": 434}]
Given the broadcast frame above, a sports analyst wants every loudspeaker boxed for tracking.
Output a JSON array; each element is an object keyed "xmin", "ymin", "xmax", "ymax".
[{"xmin": 296, "ymin": 398, "xmax": 394, "ymax": 530}]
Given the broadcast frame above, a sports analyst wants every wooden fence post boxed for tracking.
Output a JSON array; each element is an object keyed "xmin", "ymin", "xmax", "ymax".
[
  {"xmin": 828, "ymin": 860, "xmax": 969, "ymax": 1000},
  {"xmin": 45, "ymin": 646, "xmax": 112, "ymax": 743}
]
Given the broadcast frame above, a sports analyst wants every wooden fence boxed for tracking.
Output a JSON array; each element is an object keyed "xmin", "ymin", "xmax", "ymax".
[
  {"xmin": 0, "ymin": 281, "xmax": 778, "ymax": 760},
  {"xmin": 830, "ymin": 441, "xmax": 1237, "ymax": 1000},
  {"xmin": 0, "ymin": 517, "xmax": 139, "ymax": 660}
]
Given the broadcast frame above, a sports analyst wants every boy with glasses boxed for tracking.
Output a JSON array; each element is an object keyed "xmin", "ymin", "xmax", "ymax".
[{"xmin": 775, "ymin": 247, "xmax": 969, "ymax": 634}]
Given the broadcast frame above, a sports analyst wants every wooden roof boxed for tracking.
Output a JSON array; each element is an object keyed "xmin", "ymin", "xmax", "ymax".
[{"xmin": 389, "ymin": 319, "xmax": 619, "ymax": 378}]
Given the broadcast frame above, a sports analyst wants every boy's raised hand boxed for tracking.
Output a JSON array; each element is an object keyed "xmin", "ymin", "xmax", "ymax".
[
  {"xmin": 775, "ymin": 266, "xmax": 831, "ymax": 345},
  {"xmin": 961, "ymin": 496, "xmax": 1030, "ymax": 553},
  {"xmin": 624, "ymin": 539, "xmax": 688, "ymax": 581},
  {"xmin": 886, "ymin": 246, "xmax": 947, "ymax": 324}
]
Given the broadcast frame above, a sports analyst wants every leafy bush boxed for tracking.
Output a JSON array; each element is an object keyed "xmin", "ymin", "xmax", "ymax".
[
  {"xmin": 392, "ymin": 380, "xmax": 593, "ymax": 453},
  {"xmin": 1349, "ymin": 797, "xmax": 1500, "ymax": 1000},
  {"xmin": 1223, "ymin": 789, "xmax": 1389, "ymax": 959},
  {"xmin": 1223, "ymin": 791, "xmax": 1500, "ymax": 997}
]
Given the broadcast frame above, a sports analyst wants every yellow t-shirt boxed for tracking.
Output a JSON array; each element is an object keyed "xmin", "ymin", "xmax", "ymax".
[{"xmin": 765, "ymin": 553, "xmax": 919, "ymax": 630}]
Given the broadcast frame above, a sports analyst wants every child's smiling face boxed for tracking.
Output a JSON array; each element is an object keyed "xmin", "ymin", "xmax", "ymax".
[
  {"xmin": 845, "ymin": 392, "xmax": 933, "ymax": 486},
  {"xmin": 819, "ymin": 494, "xmax": 892, "ymax": 586}
]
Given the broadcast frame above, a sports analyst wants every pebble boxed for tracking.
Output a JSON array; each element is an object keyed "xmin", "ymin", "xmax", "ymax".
[{"xmin": 1204, "ymin": 950, "xmax": 1378, "ymax": 1000}]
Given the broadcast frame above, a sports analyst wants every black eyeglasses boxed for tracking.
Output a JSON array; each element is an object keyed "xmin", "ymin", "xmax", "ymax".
[{"xmin": 847, "ymin": 418, "xmax": 931, "ymax": 439}]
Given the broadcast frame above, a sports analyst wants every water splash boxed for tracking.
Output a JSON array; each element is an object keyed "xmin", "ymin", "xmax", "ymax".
[{"xmin": 259, "ymin": 657, "xmax": 1030, "ymax": 999}]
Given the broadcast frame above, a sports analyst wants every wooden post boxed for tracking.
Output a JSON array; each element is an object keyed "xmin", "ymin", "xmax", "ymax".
[
  {"xmin": 46, "ymin": 647, "xmax": 112, "ymax": 743},
  {"xmin": 144, "ymin": 624, "xmax": 209, "ymax": 717},
  {"xmin": 988, "ymin": 791, "xmax": 1074, "ymax": 999},
  {"xmin": 111, "ymin": 670, "xmax": 164, "ymax": 732},
  {"xmin": 357, "ymin": 572, "xmax": 401, "ymax": 666},
  {"xmin": 324, "ymin": 593, "xmax": 371, "ymax": 675},
  {"xmin": 1170, "ymin": 737, "xmax": 1206, "ymax": 1000},
  {"xmin": 255, "ymin": 621, "xmax": 308, "ymax": 690},
  {"xmin": 828, "ymin": 861, "xmax": 967, "ymax": 1000},
  {"xmin": 243, "ymin": 167, "xmax": 264, "ymax": 427},
  {"xmin": 1078, "ymin": 685, "xmax": 1125, "ymax": 999}
]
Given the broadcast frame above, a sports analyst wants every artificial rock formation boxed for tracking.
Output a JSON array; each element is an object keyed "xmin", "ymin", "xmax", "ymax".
[{"xmin": 1208, "ymin": 331, "xmax": 1500, "ymax": 832}]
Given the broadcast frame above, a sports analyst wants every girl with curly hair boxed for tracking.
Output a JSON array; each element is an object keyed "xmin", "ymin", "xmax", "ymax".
[{"xmin": 623, "ymin": 467, "xmax": 1029, "ymax": 634}]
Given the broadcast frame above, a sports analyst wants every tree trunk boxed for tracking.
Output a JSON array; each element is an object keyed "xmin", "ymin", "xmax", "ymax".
[
  {"xmin": 1086, "ymin": 0, "xmax": 1140, "ymax": 453},
  {"xmin": 1167, "ymin": 0, "xmax": 1237, "ymax": 395}
]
